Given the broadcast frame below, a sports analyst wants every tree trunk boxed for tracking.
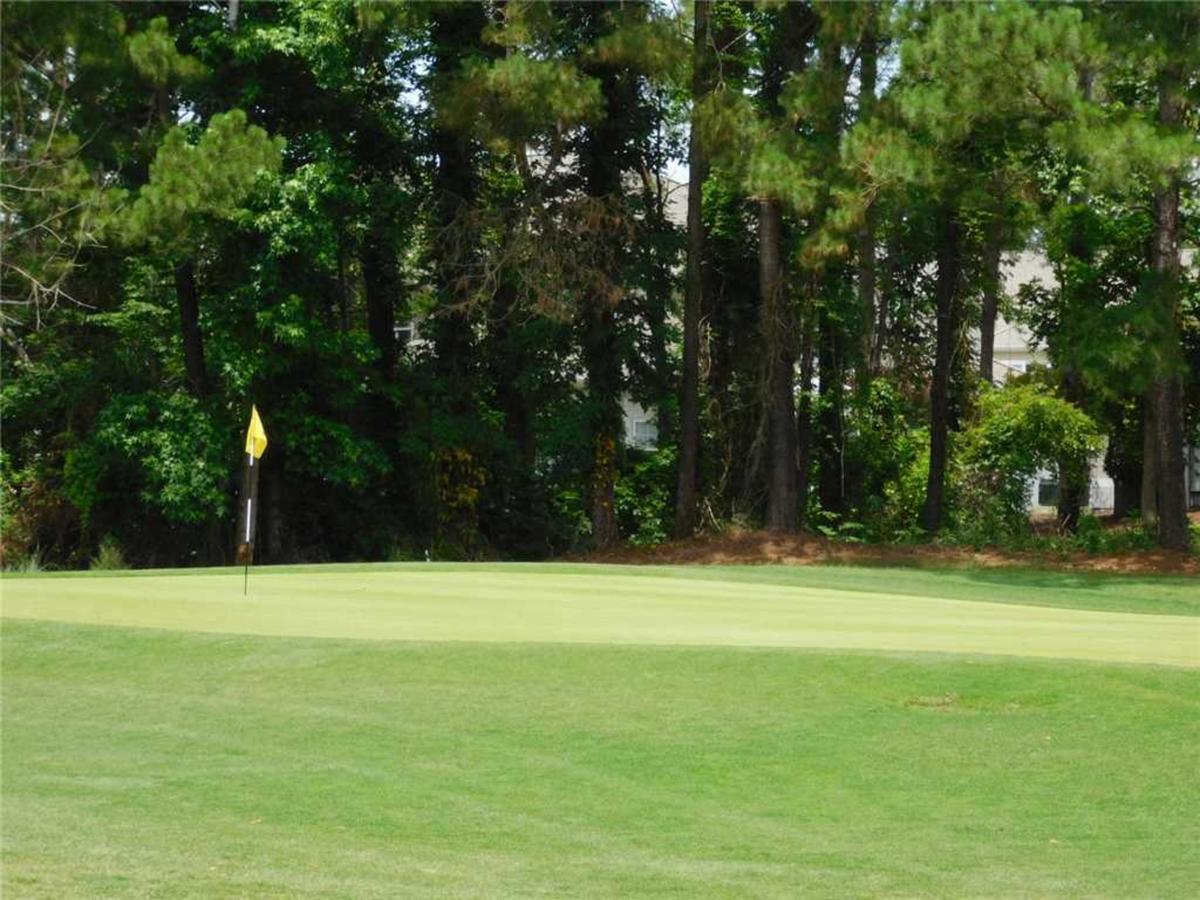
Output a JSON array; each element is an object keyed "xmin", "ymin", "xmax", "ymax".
[
  {"xmin": 1113, "ymin": 474, "xmax": 1139, "ymax": 520},
  {"xmin": 795, "ymin": 304, "xmax": 816, "ymax": 527},
  {"xmin": 817, "ymin": 302, "xmax": 846, "ymax": 517},
  {"xmin": 361, "ymin": 226, "xmax": 397, "ymax": 376},
  {"xmin": 1148, "ymin": 65, "xmax": 1189, "ymax": 551},
  {"xmin": 490, "ymin": 280, "xmax": 535, "ymax": 470},
  {"xmin": 263, "ymin": 456, "xmax": 284, "ymax": 562},
  {"xmin": 1056, "ymin": 145, "xmax": 1093, "ymax": 532},
  {"xmin": 583, "ymin": 350, "xmax": 622, "ymax": 551},
  {"xmin": 1106, "ymin": 416, "xmax": 1141, "ymax": 520},
  {"xmin": 760, "ymin": 199, "xmax": 797, "ymax": 531},
  {"xmin": 855, "ymin": 17, "xmax": 878, "ymax": 392},
  {"xmin": 430, "ymin": 2, "xmax": 486, "ymax": 405},
  {"xmin": 1057, "ymin": 367, "xmax": 1088, "ymax": 531},
  {"xmin": 1152, "ymin": 376, "xmax": 1188, "ymax": 548},
  {"xmin": 921, "ymin": 208, "xmax": 963, "ymax": 534},
  {"xmin": 978, "ymin": 218, "xmax": 1003, "ymax": 384},
  {"xmin": 174, "ymin": 260, "xmax": 208, "ymax": 397},
  {"xmin": 673, "ymin": 0, "xmax": 712, "ymax": 539},
  {"xmin": 755, "ymin": 3, "xmax": 814, "ymax": 532},
  {"xmin": 580, "ymin": 8, "xmax": 629, "ymax": 549},
  {"xmin": 871, "ymin": 232, "xmax": 899, "ymax": 376},
  {"xmin": 1141, "ymin": 393, "xmax": 1159, "ymax": 526}
]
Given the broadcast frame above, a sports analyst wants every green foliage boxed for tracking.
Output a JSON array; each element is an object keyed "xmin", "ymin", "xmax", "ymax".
[
  {"xmin": 843, "ymin": 379, "xmax": 927, "ymax": 537},
  {"xmin": 1071, "ymin": 515, "xmax": 1156, "ymax": 555},
  {"xmin": 89, "ymin": 535, "xmax": 128, "ymax": 571},
  {"xmin": 551, "ymin": 488, "xmax": 591, "ymax": 552},
  {"xmin": 878, "ymin": 439, "xmax": 933, "ymax": 544},
  {"xmin": 615, "ymin": 448, "xmax": 675, "ymax": 546},
  {"xmin": 4, "ymin": 547, "xmax": 45, "ymax": 574},
  {"xmin": 444, "ymin": 55, "xmax": 603, "ymax": 151},
  {"xmin": 64, "ymin": 393, "xmax": 232, "ymax": 525},
  {"xmin": 940, "ymin": 514, "xmax": 1161, "ymax": 557},
  {"xmin": 124, "ymin": 111, "xmax": 285, "ymax": 255},
  {"xmin": 812, "ymin": 510, "xmax": 868, "ymax": 544},
  {"xmin": 2, "ymin": 0, "xmax": 1194, "ymax": 566},
  {"xmin": 898, "ymin": 2, "xmax": 1088, "ymax": 147},
  {"xmin": 953, "ymin": 383, "xmax": 1102, "ymax": 536},
  {"xmin": 126, "ymin": 16, "xmax": 208, "ymax": 88}
]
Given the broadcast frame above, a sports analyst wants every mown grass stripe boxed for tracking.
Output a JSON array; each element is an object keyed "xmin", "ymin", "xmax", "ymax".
[{"xmin": 4, "ymin": 569, "xmax": 1196, "ymax": 667}]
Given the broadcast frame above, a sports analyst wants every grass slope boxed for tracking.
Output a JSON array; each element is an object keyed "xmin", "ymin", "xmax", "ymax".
[
  {"xmin": 4, "ymin": 620, "xmax": 1198, "ymax": 898},
  {"xmin": 4, "ymin": 567, "xmax": 1197, "ymax": 666},
  {"xmin": 9, "ymin": 560, "xmax": 1200, "ymax": 616}
]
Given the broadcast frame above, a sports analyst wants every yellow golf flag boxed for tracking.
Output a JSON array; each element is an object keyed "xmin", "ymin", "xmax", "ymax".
[{"xmin": 245, "ymin": 405, "xmax": 268, "ymax": 459}]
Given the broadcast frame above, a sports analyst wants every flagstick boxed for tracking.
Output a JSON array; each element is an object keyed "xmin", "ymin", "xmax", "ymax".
[{"xmin": 244, "ymin": 451, "xmax": 254, "ymax": 596}]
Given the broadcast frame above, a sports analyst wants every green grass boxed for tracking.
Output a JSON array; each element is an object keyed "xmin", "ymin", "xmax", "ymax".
[
  {"xmin": 9, "ymin": 560, "xmax": 1198, "ymax": 616},
  {"xmin": 3, "ymin": 563, "xmax": 1199, "ymax": 897},
  {"xmin": 3, "ymin": 565, "xmax": 1197, "ymax": 665}
]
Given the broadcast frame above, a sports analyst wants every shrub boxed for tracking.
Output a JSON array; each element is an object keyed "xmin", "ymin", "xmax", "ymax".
[
  {"xmin": 7, "ymin": 547, "xmax": 45, "ymax": 573},
  {"xmin": 615, "ymin": 447, "xmax": 675, "ymax": 546},
  {"xmin": 952, "ymin": 383, "xmax": 1102, "ymax": 538},
  {"xmin": 1078, "ymin": 517, "xmax": 1156, "ymax": 554},
  {"xmin": 90, "ymin": 535, "xmax": 128, "ymax": 570},
  {"xmin": 551, "ymin": 488, "xmax": 591, "ymax": 551},
  {"xmin": 876, "ymin": 435, "xmax": 932, "ymax": 542}
]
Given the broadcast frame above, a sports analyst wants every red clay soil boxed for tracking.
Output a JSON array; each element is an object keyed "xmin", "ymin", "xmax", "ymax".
[{"xmin": 581, "ymin": 527, "xmax": 1200, "ymax": 576}]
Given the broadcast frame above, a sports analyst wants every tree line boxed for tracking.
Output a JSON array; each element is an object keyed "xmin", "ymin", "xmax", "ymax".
[{"xmin": 2, "ymin": 1, "xmax": 1196, "ymax": 568}]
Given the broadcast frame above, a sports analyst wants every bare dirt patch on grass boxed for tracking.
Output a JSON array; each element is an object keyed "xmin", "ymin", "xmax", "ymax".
[{"xmin": 580, "ymin": 528, "xmax": 1200, "ymax": 576}]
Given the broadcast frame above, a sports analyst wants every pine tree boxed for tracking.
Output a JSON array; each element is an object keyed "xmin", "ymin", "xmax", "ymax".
[
  {"xmin": 893, "ymin": 1, "xmax": 1089, "ymax": 533},
  {"xmin": 672, "ymin": 0, "xmax": 715, "ymax": 538}
]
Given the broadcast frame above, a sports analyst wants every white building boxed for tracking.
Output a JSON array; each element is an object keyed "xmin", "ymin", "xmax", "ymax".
[{"xmin": 987, "ymin": 252, "xmax": 1200, "ymax": 515}]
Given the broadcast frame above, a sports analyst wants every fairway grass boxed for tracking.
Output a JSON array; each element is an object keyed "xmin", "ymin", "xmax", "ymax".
[
  {"xmin": 3, "ymin": 563, "xmax": 1199, "ymax": 897},
  {"xmin": 4, "ymin": 621, "xmax": 1199, "ymax": 898}
]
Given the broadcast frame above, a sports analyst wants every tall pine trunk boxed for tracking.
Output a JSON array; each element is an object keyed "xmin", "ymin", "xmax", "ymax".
[
  {"xmin": 490, "ymin": 280, "xmax": 534, "ymax": 470},
  {"xmin": 817, "ymin": 302, "xmax": 846, "ymax": 516},
  {"xmin": 1141, "ymin": 395, "xmax": 1159, "ymax": 526},
  {"xmin": 673, "ymin": 0, "xmax": 712, "ymax": 538},
  {"xmin": 978, "ymin": 218, "xmax": 1002, "ymax": 384},
  {"xmin": 921, "ymin": 208, "xmax": 963, "ymax": 534},
  {"xmin": 1057, "ymin": 224, "xmax": 1089, "ymax": 532},
  {"xmin": 760, "ymin": 199, "xmax": 797, "ymax": 531},
  {"xmin": 756, "ymin": 2, "xmax": 814, "ymax": 532},
  {"xmin": 580, "ymin": 8, "xmax": 628, "ymax": 549},
  {"xmin": 1146, "ymin": 64, "xmax": 1189, "ymax": 550},
  {"xmin": 1056, "ymin": 138, "xmax": 1092, "ymax": 532},
  {"xmin": 810, "ymin": 29, "xmax": 848, "ymax": 521},
  {"xmin": 855, "ymin": 17, "xmax": 878, "ymax": 393},
  {"xmin": 1057, "ymin": 367, "xmax": 1088, "ymax": 531},
  {"xmin": 795, "ymin": 303, "xmax": 816, "ymax": 526},
  {"xmin": 174, "ymin": 260, "xmax": 208, "ymax": 397},
  {"xmin": 430, "ymin": 2, "xmax": 485, "ymax": 405}
]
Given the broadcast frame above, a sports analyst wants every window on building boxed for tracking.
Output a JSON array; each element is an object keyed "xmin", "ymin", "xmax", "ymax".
[
  {"xmin": 394, "ymin": 319, "xmax": 419, "ymax": 347},
  {"xmin": 631, "ymin": 419, "xmax": 658, "ymax": 449},
  {"xmin": 1037, "ymin": 479, "xmax": 1059, "ymax": 507}
]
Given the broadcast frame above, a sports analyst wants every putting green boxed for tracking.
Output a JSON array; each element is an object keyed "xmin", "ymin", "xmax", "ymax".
[{"xmin": 3, "ymin": 566, "xmax": 1196, "ymax": 667}]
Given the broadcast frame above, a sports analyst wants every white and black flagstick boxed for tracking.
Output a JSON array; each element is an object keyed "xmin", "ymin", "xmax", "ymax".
[
  {"xmin": 244, "ymin": 452, "xmax": 252, "ymax": 595},
  {"xmin": 236, "ymin": 441, "xmax": 262, "ymax": 595}
]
